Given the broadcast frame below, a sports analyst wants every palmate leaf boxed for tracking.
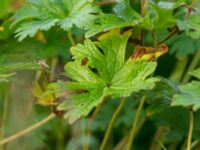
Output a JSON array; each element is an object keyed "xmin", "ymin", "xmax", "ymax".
[
  {"xmin": 86, "ymin": 0, "xmax": 185, "ymax": 37},
  {"xmin": 172, "ymin": 68, "xmax": 200, "ymax": 111},
  {"xmin": 85, "ymin": 0, "xmax": 142, "ymax": 37},
  {"xmin": 11, "ymin": 0, "xmax": 100, "ymax": 41},
  {"xmin": 168, "ymin": 33, "xmax": 200, "ymax": 57},
  {"xmin": 58, "ymin": 30, "xmax": 159, "ymax": 123},
  {"xmin": 140, "ymin": 1, "xmax": 185, "ymax": 31}
]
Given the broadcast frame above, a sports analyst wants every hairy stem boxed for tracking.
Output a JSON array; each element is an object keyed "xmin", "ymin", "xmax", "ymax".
[
  {"xmin": 187, "ymin": 110, "xmax": 194, "ymax": 150},
  {"xmin": 100, "ymin": 98, "xmax": 126, "ymax": 150},
  {"xmin": 126, "ymin": 96, "xmax": 146, "ymax": 150},
  {"xmin": 0, "ymin": 113, "xmax": 55, "ymax": 145}
]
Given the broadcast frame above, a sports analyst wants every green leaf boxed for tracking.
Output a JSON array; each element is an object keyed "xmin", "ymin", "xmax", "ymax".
[
  {"xmin": 144, "ymin": 77, "xmax": 180, "ymax": 116},
  {"xmin": 85, "ymin": 14, "xmax": 141, "ymax": 37},
  {"xmin": 0, "ymin": 63, "xmax": 40, "ymax": 82},
  {"xmin": 172, "ymin": 81, "xmax": 200, "ymax": 111},
  {"xmin": 85, "ymin": 0, "xmax": 142, "ymax": 37},
  {"xmin": 151, "ymin": 107, "xmax": 189, "ymax": 142},
  {"xmin": 168, "ymin": 34, "xmax": 199, "ymax": 57},
  {"xmin": 57, "ymin": 30, "xmax": 158, "ymax": 123},
  {"xmin": 190, "ymin": 68, "xmax": 200, "ymax": 79},
  {"xmin": 140, "ymin": 1, "xmax": 180, "ymax": 30},
  {"xmin": 177, "ymin": 12, "xmax": 200, "ymax": 39},
  {"xmin": 90, "ymin": 97, "xmax": 145, "ymax": 131},
  {"xmin": 11, "ymin": 0, "xmax": 100, "ymax": 41},
  {"xmin": 0, "ymin": 73, "xmax": 16, "ymax": 83},
  {"xmin": 0, "ymin": 0, "xmax": 12, "ymax": 19},
  {"xmin": 0, "ymin": 62, "xmax": 40, "ymax": 74}
]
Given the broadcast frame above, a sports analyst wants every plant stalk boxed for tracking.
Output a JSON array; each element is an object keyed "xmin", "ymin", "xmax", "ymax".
[
  {"xmin": 169, "ymin": 57, "xmax": 189, "ymax": 82},
  {"xmin": 86, "ymin": 104, "xmax": 102, "ymax": 150},
  {"xmin": 0, "ymin": 84, "xmax": 9, "ymax": 150},
  {"xmin": 100, "ymin": 97, "xmax": 126, "ymax": 150},
  {"xmin": 158, "ymin": 28, "xmax": 179, "ymax": 44},
  {"xmin": 140, "ymin": 0, "xmax": 148, "ymax": 45},
  {"xmin": 182, "ymin": 50, "xmax": 200, "ymax": 84},
  {"xmin": 67, "ymin": 30, "xmax": 76, "ymax": 46},
  {"xmin": 0, "ymin": 113, "xmax": 55, "ymax": 145},
  {"xmin": 152, "ymin": 31, "xmax": 158, "ymax": 50},
  {"xmin": 126, "ymin": 96, "xmax": 146, "ymax": 150},
  {"xmin": 187, "ymin": 110, "xmax": 194, "ymax": 150}
]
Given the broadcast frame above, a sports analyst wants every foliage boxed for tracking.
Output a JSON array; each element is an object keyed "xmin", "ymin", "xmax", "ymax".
[
  {"xmin": 57, "ymin": 30, "xmax": 158, "ymax": 123},
  {"xmin": 172, "ymin": 68, "xmax": 200, "ymax": 111},
  {"xmin": 11, "ymin": 0, "xmax": 100, "ymax": 41},
  {"xmin": 0, "ymin": 62, "xmax": 40, "ymax": 82},
  {"xmin": 1, "ymin": 0, "xmax": 200, "ymax": 150},
  {"xmin": 177, "ymin": 11, "xmax": 200, "ymax": 39}
]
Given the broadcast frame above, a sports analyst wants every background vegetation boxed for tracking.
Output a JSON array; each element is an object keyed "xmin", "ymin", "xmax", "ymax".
[{"xmin": 0, "ymin": 0, "xmax": 200, "ymax": 150}]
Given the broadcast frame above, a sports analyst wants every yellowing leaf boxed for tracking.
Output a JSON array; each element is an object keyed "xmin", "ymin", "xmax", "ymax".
[{"xmin": 32, "ymin": 82, "xmax": 56, "ymax": 106}]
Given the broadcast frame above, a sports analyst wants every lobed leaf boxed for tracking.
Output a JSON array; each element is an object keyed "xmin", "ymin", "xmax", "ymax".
[
  {"xmin": 11, "ymin": 0, "xmax": 100, "ymax": 41},
  {"xmin": 172, "ymin": 81, "xmax": 200, "ymax": 111},
  {"xmin": 86, "ymin": 0, "xmax": 142, "ymax": 37},
  {"xmin": 57, "ymin": 30, "xmax": 158, "ymax": 123}
]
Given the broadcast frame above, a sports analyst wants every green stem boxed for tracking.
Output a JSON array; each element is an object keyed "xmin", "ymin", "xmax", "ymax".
[
  {"xmin": 140, "ymin": 0, "xmax": 148, "ymax": 45},
  {"xmin": 0, "ymin": 113, "xmax": 55, "ymax": 145},
  {"xmin": 67, "ymin": 30, "xmax": 75, "ymax": 46},
  {"xmin": 126, "ymin": 96, "xmax": 146, "ymax": 150},
  {"xmin": 100, "ymin": 97, "xmax": 126, "ymax": 150},
  {"xmin": 149, "ymin": 127, "xmax": 167, "ymax": 150},
  {"xmin": 113, "ymin": 117, "xmax": 146, "ymax": 150},
  {"xmin": 169, "ymin": 57, "xmax": 189, "ymax": 82},
  {"xmin": 86, "ymin": 104, "xmax": 102, "ymax": 150},
  {"xmin": 182, "ymin": 50, "xmax": 200, "ymax": 84},
  {"xmin": 82, "ymin": 119, "xmax": 87, "ymax": 150},
  {"xmin": 152, "ymin": 31, "xmax": 158, "ymax": 50},
  {"xmin": 187, "ymin": 110, "xmax": 194, "ymax": 150},
  {"xmin": 141, "ymin": 0, "xmax": 148, "ymax": 17},
  {"xmin": 0, "ymin": 84, "xmax": 9, "ymax": 150}
]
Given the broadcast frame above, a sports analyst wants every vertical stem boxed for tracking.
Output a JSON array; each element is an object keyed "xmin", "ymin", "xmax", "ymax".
[
  {"xmin": 141, "ymin": 0, "xmax": 148, "ymax": 17},
  {"xmin": 82, "ymin": 119, "xmax": 87, "ymax": 150},
  {"xmin": 126, "ymin": 96, "xmax": 146, "ymax": 150},
  {"xmin": 149, "ymin": 127, "xmax": 167, "ymax": 150},
  {"xmin": 100, "ymin": 97, "xmax": 126, "ymax": 150},
  {"xmin": 86, "ymin": 104, "xmax": 102, "ymax": 150},
  {"xmin": 0, "ymin": 84, "xmax": 9, "ymax": 150},
  {"xmin": 67, "ymin": 30, "xmax": 75, "ymax": 46},
  {"xmin": 152, "ymin": 31, "xmax": 158, "ymax": 50},
  {"xmin": 140, "ymin": 0, "xmax": 148, "ymax": 45},
  {"xmin": 187, "ymin": 110, "xmax": 194, "ymax": 150},
  {"xmin": 169, "ymin": 57, "xmax": 189, "ymax": 82},
  {"xmin": 182, "ymin": 50, "xmax": 200, "ymax": 84},
  {"xmin": 0, "ymin": 113, "xmax": 55, "ymax": 145}
]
